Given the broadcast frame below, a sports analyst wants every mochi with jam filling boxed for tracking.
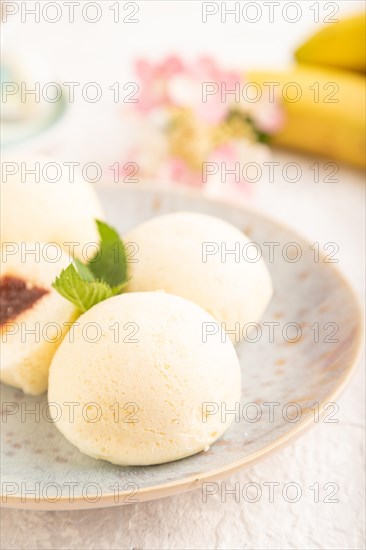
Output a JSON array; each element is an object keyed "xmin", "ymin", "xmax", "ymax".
[{"xmin": 0, "ymin": 244, "xmax": 77, "ymax": 395}]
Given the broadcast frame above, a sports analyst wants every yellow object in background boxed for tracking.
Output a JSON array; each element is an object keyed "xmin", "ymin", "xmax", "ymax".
[
  {"xmin": 249, "ymin": 65, "xmax": 366, "ymax": 169},
  {"xmin": 295, "ymin": 13, "xmax": 366, "ymax": 74}
]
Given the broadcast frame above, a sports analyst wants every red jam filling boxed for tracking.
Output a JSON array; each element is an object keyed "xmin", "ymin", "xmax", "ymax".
[{"xmin": 0, "ymin": 276, "xmax": 48, "ymax": 325}]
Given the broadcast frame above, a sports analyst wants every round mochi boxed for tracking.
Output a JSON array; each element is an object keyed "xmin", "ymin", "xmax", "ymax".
[
  {"xmin": 0, "ymin": 244, "xmax": 77, "ymax": 395},
  {"xmin": 124, "ymin": 212, "xmax": 273, "ymax": 342},
  {"xmin": 0, "ymin": 161, "xmax": 103, "ymax": 258},
  {"xmin": 48, "ymin": 292, "xmax": 241, "ymax": 466}
]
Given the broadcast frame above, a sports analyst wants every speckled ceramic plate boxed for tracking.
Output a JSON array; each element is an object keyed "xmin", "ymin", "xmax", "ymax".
[{"xmin": 1, "ymin": 185, "xmax": 363, "ymax": 510}]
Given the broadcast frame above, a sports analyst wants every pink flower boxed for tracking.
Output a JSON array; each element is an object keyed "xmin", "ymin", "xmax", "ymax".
[
  {"xmin": 134, "ymin": 56, "xmax": 185, "ymax": 112},
  {"xmin": 205, "ymin": 142, "xmax": 253, "ymax": 197},
  {"xmin": 168, "ymin": 57, "xmax": 241, "ymax": 124},
  {"xmin": 121, "ymin": 56, "xmax": 283, "ymax": 203},
  {"xmin": 135, "ymin": 55, "xmax": 242, "ymax": 124},
  {"xmin": 250, "ymin": 100, "xmax": 284, "ymax": 135},
  {"xmin": 163, "ymin": 158, "xmax": 205, "ymax": 188}
]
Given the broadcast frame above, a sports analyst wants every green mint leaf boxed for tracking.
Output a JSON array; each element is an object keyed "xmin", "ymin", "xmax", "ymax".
[
  {"xmin": 74, "ymin": 258, "xmax": 95, "ymax": 281},
  {"xmin": 52, "ymin": 264, "xmax": 114, "ymax": 313},
  {"xmin": 88, "ymin": 220, "xmax": 128, "ymax": 287},
  {"xmin": 111, "ymin": 280, "xmax": 129, "ymax": 295},
  {"xmin": 52, "ymin": 221, "xmax": 129, "ymax": 312}
]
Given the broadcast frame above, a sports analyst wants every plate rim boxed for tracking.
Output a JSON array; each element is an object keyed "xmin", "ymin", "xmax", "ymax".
[{"xmin": 2, "ymin": 183, "xmax": 364, "ymax": 510}]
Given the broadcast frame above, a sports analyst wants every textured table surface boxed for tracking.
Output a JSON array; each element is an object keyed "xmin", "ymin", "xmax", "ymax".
[{"xmin": 1, "ymin": 2, "xmax": 365, "ymax": 549}]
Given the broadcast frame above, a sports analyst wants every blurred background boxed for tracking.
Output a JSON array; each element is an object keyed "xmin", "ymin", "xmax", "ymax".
[
  {"xmin": 1, "ymin": 0, "xmax": 365, "ymax": 278},
  {"xmin": 1, "ymin": 1, "xmax": 365, "ymax": 183}
]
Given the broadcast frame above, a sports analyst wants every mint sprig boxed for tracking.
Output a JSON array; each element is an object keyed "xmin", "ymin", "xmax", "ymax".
[
  {"xmin": 88, "ymin": 220, "xmax": 128, "ymax": 286},
  {"xmin": 52, "ymin": 220, "xmax": 129, "ymax": 312},
  {"xmin": 52, "ymin": 264, "xmax": 114, "ymax": 313}
]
